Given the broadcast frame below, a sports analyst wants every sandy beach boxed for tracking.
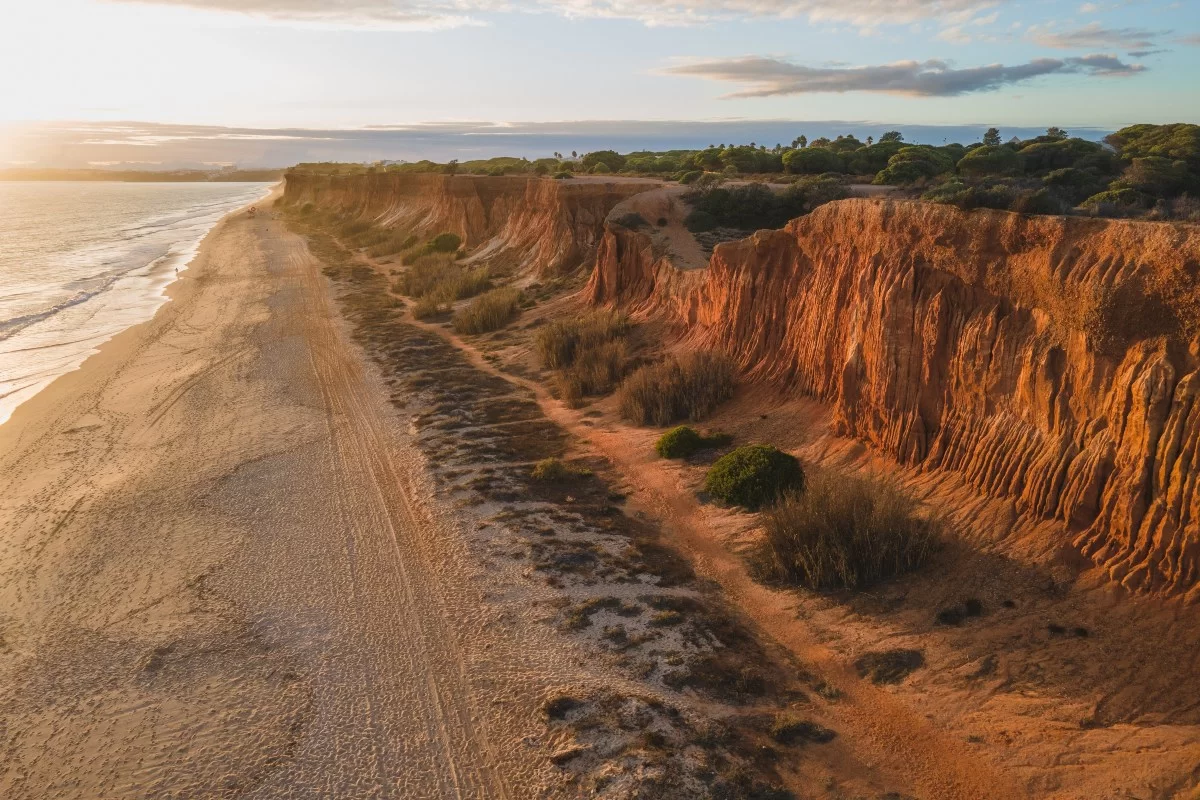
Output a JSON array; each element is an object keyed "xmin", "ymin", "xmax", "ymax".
[{"xmin": 0, "ymin": 194, "xmax": 578, "ymax": 798}]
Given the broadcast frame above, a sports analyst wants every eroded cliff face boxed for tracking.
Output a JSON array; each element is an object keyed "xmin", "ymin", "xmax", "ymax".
[
  {"xmin": 284, "ymin": 172, "xmax": 656, "ymax": 275},
  {"xmin": 591, "ymin": 199, "xmax": 1200, "ymax": 596}
]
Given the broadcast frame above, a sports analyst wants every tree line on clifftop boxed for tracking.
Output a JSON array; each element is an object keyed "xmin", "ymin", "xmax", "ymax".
[{"xmin": 289, "ymin": 123, "xmax": 1200, "ymax": 221}]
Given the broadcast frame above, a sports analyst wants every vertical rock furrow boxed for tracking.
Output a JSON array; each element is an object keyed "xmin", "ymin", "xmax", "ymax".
[{"xmin": 591, "ymin": 198, "xmax": 1200, "ymax": 593}]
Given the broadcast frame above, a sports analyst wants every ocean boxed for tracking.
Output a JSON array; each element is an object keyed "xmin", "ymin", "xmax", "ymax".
[{"xmin": 0, "ymin": 181, "xmax": 271, "ymax": 426}]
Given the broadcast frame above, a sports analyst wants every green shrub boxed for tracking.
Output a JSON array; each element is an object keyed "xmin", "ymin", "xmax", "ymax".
[
  {"xmin": 1010, "ymin": 188, "xmax": 1063, "ymax": 215},
  {"xmin": 783, "ymin": 147, "xmax": 845, "ymax": 175},
  {"xmin": 704, "ymin": 444, "xmax": 803, "ymax": 510},
  {"xmin": 452, "ymin": 287, "xmax": 522, "ymax": 334},
  {"xmin": 1042, "ymin": 167, "xmax": 1107, "ymax": 204},
  {"xmin": 684, "ymin": 209, "xmax": 717, "ymax": 232},
  {"xmin": 678, "ymin": 170, "xmax": 703, "ymax": 185},
  {"xmin": 553, "ymin": 171, "xmax": 573, "ymax": 180},
  {"xmin": 756, "ymin": 470, "xmax": 940, "ymax": 589},
  {"xmin": 656, "ymin": 425, "xmax": 705, "ymax": 458},
  {"xmin": 655, "ymin": 425, "xmax": 732, "ymax": 459},
  {"xmin": 1080, "ymin": 187, "xmax": 1151, "ymax": 216},
  {"xmin": 428, "ymin": 232, "xmax": 462, "ymax": 253},
  {"xmin": 873, "ymin": 146, "xmax": 955, "ymax": 185},
  {"xmin": 681, "ymin": 209, "xmax": 715, "ymax": 231},
  {"xmin": 956, "ymin": 144, "xmax": 1021, "ymax": 176},
  {"xmin": 617, "ymin": 351, "xmax": 736, "ymax": 427}
]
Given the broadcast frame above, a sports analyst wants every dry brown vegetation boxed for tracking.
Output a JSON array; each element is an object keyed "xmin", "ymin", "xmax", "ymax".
[
  {"xmin": 617, "ymin": 351, "xmax": 736, "ymax": 426},
  {"xmin": 394, "ymin": 253, "xmax": 492, "ymax": 319},
  {"xmin": 535, "ymin": 311, "xmax": 632, "ymax": 407},
  {"xmin": 754, "ymin": 470, "xmax": 941, "ymax": 590},
  {"xmin": 453, "ymin": 287, "xmax": 523, "ymax": 334}
]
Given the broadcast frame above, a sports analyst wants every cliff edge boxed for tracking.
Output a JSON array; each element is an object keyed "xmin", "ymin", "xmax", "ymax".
[
  {"xmin": 591, "ymin": 198, "xmax": 1200, "ymax": 596},
  {"xmin": 284, "ymin": 172, "xmax": 657, "ymax": 276}
]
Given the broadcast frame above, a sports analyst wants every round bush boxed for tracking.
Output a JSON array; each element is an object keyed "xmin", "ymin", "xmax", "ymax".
[
  {"xmin": 656, "ymin": 426, "xmax": 705, "ymax": 459},
  {"xmin": 704, "ymin": 445, "xmax": 804, "ymax": 509},
  {"xmin": 428, "ymin": 232, "xmax": 463, "ymax": 253}
]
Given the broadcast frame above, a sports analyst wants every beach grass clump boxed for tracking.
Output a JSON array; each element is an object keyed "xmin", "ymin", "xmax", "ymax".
[
  {"xmin": 395, "ymin": 253, "xmax": 458, "ymax": 296},
  {"xmin": 452, "ymin": 287, "xmax": 523, "ymax": 334},
  {"xmin": 654, "ymin": 425, "xmax": 733, "ymax": 459},
  {"xmin": 535, "ymin": 311, "xmax": 630, "ymax": 370},
  {"xmin": 705, "ymin": 444, "xmax": 803, "ymax": 510},
  {"xmin": 536, "ymin": 311, "xmax": 633, "ymax": 405},
  {"xmin": 617, "ymin": 351, "xmax": 736, "ymax": 427},
  {"xmin": 756, "ymin": 471, "xmax": 941, "ymax": 590},
  {"xmin": 368, "ymin": 231, "xmax": 418, "ymax": 258},
  {"xmin": 395, "ymin": 254, "xmax": 491, "ymax": 302},
  {"xmin": 411, "ymin": 292, "xmax": 450, "ymax": 320},
  {"xmin": 531, "ymin": 457, "xmax": 592, "ymax": 482},
  {"xmin": 404, "ymin": 232, "xmax": 463, "ymax": 263}
]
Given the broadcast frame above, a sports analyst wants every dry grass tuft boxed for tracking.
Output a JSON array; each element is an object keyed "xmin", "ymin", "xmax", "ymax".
[
  {"xmin": 531, "ymin": 457, "xmax": 592, "ymax": 482},
  {"xmin": 755, "ymin": 470, "xmax": 941, "ymax": 590},
  {"xmin": 536, "ymin": 311, "xmax": 632, "ymax": 404},
  {"xmin": 452, "ymin": 287, "xmax": 522, "ymax": 334},
  {"xmin": 395, "ymin": 253, "xmax": 490, "ymax": 300},
  {"xmin": 535, "ymin": 311, "xmax": 630, "ymax": 369},
  {"xmin": 617, "ymin": 351, "xmax": 736, "ymax": 426}
]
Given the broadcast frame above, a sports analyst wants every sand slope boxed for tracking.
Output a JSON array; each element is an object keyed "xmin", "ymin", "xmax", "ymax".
[{"xmin": 0, "ymin": 204, "xmax": 561, "ymax": 798}]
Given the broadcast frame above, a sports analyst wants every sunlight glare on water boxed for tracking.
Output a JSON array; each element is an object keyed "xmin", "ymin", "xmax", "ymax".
[{"xmin": 0, "ymin": 181, "xmax": 269, "ymax": 425}]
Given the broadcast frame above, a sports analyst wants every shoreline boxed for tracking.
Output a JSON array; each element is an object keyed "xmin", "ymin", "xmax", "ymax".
[
  {"xmin": 0, "ymin": 189, "xmax": 590, "ymax": 798},
  {"xmin": 0, "ymin": 183, "xmax": 276, "ymax": 438}
]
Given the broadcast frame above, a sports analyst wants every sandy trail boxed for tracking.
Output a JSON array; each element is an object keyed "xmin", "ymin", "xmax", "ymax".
[
  {"xmin": 404, "ymin": 312, "xmax": 1019, "ymax": 800},
  {"xmin": 0, "ymin": 201, "xmax": 544, "ymax": 798},
  {"xmin": 406, "ymin": 296, "xmax": 1200, "ymax": 798}
]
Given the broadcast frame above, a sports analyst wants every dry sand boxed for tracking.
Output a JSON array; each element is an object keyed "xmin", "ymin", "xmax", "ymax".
[{"xmin": 0, "ymin": 196, "xmax": 594, "ymax": 798}]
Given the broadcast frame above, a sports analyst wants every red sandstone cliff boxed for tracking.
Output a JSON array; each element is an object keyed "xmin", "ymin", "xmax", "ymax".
[
  {"xmin": 283, "ymin": 172, "xmax": 656, "ymax": 275},
  {"xmin": 287, "ymin": 172, "xmax": 1200, "ymax": 596},
  {"xmin": 590, "ymin": 199, "xmax": 1200, "ymax": 596}
]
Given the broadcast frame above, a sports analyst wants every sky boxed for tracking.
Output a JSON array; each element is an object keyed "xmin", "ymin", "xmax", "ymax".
[{"xmin": 0, "ymin": 0, "xmax": 1197, "ymax": 167}]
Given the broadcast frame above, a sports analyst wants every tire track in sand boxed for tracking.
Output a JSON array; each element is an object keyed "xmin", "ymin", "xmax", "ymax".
[{"xmin": 275, "ymin": 231, "xmax": 512, "ymax": 800}]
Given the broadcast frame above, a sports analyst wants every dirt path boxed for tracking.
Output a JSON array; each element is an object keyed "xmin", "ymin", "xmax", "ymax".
[
  {"xmin": 406, "ymin": 315, "xmax": 1025, "ymax": 800},
  {"xmin": 0, "ymin": 203, "xmax": 547, "ymax": 798}
]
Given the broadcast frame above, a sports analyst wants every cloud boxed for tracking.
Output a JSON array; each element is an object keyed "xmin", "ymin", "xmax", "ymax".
[
  {"xmin": 663, "ymin": 54, "xmax": 1145, "ymax": 97},
  {"xmin": 106, "ymin": 0, "xmax": 1011, "ymax": 29},
  {"xmin": 106, "ymin": 0, "xmax": 489, "ymax": 29},
  {"xmin": 1029, "ymin": 22, "xmax": 1163, "ymax": 51},
  {"xmin": 937, "ymin": 26, "xmax": 972, "ymax": 44},
  {"xmin": 1179, "ymin": 34, "xmax": 1200, "ymax": 46}
]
